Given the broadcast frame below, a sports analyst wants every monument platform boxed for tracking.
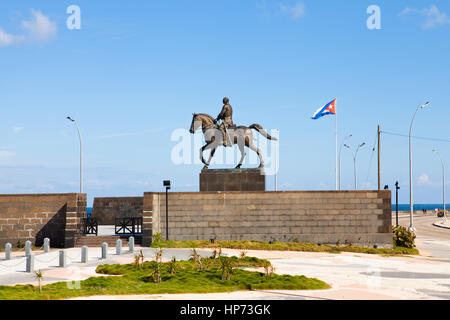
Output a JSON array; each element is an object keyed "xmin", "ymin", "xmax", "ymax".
[{"xmin": 200, "ymin": 168, "xmax": 265, "ymax": 192}]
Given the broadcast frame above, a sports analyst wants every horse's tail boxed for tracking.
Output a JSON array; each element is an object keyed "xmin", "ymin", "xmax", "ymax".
[{"xmin": 249, "ymin": 124, "xmax": 278, "ymax": 140}]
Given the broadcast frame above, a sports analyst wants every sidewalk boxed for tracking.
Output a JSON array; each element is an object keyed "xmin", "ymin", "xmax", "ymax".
[{"xmin": 433, "ymin": 219, "xmax": 450, "ymax": 229}]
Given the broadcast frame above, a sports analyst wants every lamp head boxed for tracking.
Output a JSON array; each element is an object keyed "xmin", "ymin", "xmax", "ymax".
[
  {"xmin": 344, "ymin": 144, "xmax": 349, "ymax": 148},
  {"xmin": 163, "ymin": 180, "xmax": 171, "ymax": 188},
  {"xmin": 360, "ymin": 143, "xmax": 366, "ymax": 147},
  {"xmin": 67, "ymin": 116, "xmax": 74, "ymax": 122},
  {"xmin": 420, "ymin": 102, "xmax": 430, "ymax": 109}
]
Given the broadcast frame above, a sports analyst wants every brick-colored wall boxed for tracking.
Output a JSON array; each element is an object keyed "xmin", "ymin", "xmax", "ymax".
[
  {"xmin": 0, "ymin": 193, "xmax": 86, "ymax": 248},
  {"xmin": 142, "ymin": 191, "xmax": 392, "ymax": 248},
  {"xmin": 200, "ymin": 169, "xmax": 265, "ymax": 191},
  {"xmin": 91, "ymin": 197, "xmax": 143, "ymax": 225}
]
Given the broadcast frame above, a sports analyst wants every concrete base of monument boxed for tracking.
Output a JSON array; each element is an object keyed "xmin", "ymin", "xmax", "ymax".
[
  {"xmin": 200, "ymin": 168, "xmax": 265, "ymax": 192},
  {"xmin": 143, "ymin": 190, "xmax": 393, "ymax": 249}
]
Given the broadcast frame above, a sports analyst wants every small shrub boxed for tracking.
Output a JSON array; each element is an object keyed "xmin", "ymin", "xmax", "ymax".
[
  {"xmin": 239, "ymin": 251, "xmax": 247, "ymax": 258},
  {"xmin": 34, "ymin": 270, "xmax": 43, "ymax": 293},
  {"xmin": 190, "ymin": 248, "xmax": 199, "ymax": 263},
  {"xmin": 167, "ymin": 257, "xmax": 178, "ymax": 275},
  {"xmin": 262, "ymin": 260, "xmax": 274, "ymax": 276},
  {"xmin": 153, "ymin": 232, "xmax": 162, "ymax": 244},
  {"xmin": 219, "ymin": 257, "xmax": 233, "ymax": 281},
  {"xmin": 393, "ymin": 226, "xmax": 416, "ymax": 248},
  {"xmin": 155, "ymin": 248, "xmax": 163, "ymax": 263},
  {"xmin": 133, "ymin": 255, "xmax": 141, "ymax": 268},
  {"xmin": 210, "ymin": 248, "xmax": 218, "ymax": 259}
]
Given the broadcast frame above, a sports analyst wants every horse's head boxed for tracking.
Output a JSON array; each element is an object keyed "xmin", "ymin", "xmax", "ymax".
[
  {"xmin": 190, "ymin": 113, "xmax": 215, "ymax": 134},
  {"xmin": 190, "ymin": 113, "xmax": 201, "ymax": 134}
]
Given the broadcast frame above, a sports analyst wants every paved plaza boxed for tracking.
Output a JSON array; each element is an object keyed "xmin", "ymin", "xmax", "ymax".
[{"xmin": 1, "ymin": 213, "xmax": 450, "ymax": 300}]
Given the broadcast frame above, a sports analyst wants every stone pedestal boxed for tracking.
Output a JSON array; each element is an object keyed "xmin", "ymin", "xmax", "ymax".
[{"xmin": 200, "ymin": 168, "xmax": 265, "ymax": 192}]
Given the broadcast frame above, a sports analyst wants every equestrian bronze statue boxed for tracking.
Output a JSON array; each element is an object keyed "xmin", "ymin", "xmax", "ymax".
[{"xmin": 189, "ymin": 98, "xmax": 277, "ymax": 170}]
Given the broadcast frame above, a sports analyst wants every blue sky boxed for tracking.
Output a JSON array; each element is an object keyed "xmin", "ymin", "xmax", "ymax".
[{"xmin": 0, "ymin": 1, "xmax": 449, "ymax": 205}]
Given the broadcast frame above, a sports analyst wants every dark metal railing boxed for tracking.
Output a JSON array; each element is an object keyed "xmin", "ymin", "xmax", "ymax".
[
  {"xmin": 83, "ymin": 218, "xmax": 98, "ymax": 235},
  {"xmin": 115, "ymin": 217, "xmax": 143, "ymax": 235}
]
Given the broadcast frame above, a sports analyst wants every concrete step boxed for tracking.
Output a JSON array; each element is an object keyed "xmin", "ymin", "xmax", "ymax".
[{"xmin": 75, "ymin": 235, "xmax": 131, "ymax": 247}]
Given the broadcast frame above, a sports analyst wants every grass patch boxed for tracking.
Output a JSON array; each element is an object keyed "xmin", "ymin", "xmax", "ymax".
[
  {"xmin": 150, "ymin": 240, "xmax": 419, "ymax": 256},
  {"xmin": 0, "ymin": 256, "xmax": 329, "ymax": 300}
]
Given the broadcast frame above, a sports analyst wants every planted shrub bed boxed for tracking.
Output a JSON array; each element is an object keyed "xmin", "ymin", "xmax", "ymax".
[{"xmin": 0, "ymin": 255, "xmax": 329, "ymax": 300}]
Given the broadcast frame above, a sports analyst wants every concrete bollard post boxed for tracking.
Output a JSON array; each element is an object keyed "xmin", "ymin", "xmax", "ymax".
[
  {"xmin": 43, "ymin": 238, "xmax": 50, "ymax": 253},
  {"xmin": 128, "ymin": 236, "xmax": 135, "ymax": 253},
  {"xmin": 81, "ymin": 246, "xmax": 88, "ymax": 263},
  {"xmin": 116, "ymin": 239, "xmax": 122, "ymax": 255},
  {"xmin": 5, "ymin": 243, "xmax": 12, "ymax": 260},
  {"xmin": 25, "ymin": 240, "xmax": 32, "ymax": 256},
  {"xmin": 26, "ymin": 254, "xmax": 34, "ymax": 273},
  {"xmin": 59, "ymin": 250, "xmax": 67, "ymax": 268},
  {"xmin": 101, "ymin": 243, "xmax": 108, "ymax": 259}
]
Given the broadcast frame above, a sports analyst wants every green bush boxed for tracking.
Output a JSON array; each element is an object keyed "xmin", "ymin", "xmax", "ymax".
[
  {"xmin": 153, "ymin": 232, "xmax": 162, "ymax": 244},
  {"xmin": 393, "ymin": 226, "xmax": 416, "ymax": 248}
]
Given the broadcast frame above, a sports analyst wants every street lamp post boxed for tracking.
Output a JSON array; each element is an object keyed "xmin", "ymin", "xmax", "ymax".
[
  {"xmin": 395, "ymin": 181, "xmax": 400, "ymax": 227},
  {"xmin": 433, "ymin": 149, "xmax": 446, "ymax": 220},
  {"xmin": 67, "ymin": 117, "xmax": 83, "ymax": 193},
  {"xmin": 163, "ymin": 180, "xmax": 171, "ymax": 241},
  {"xmin": 344, "ymin": 142, "xmax": 366, "ymax": 190},
  {"xmin": 409, "ymin": 102, "xmax": 430, "ymax": 232},
  {"xmin": 338, "ymin": 134, "xmax": 352, "ymax": 190},
  {"xmin": 274, "ymin": 129, "xmax": 279, "ymax": 192}
]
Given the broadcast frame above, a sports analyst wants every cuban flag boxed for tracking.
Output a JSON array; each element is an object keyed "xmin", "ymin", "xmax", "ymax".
[{"xmin": 311, "ymin": 99, "xmax": 336, "ymax": 120}]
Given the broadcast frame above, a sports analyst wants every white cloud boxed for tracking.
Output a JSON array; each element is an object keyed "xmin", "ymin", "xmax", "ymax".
[
  {"xmin": 399, "ymin": 5, "xmax": 450, "ymax": 29},
  {"xmin": 0, "ymin": 151, "xmax": 16, "ymax": 158},
  {"xmin": 417, "ymin": 174, "xmax": 433, "ymax": 186},
  {"xmin": 417, "ymin": 173, "xmax": 450, "ymax": 187},
  {"xmin": 280, "ymin": 2, "xmax": 306, "ymax": 20},
  {"xmin": 0, "ymin": 9, "xmax": 56, "ymax": 47},
  {"xmin": 13, "ymin": 127, "xmax": 24, "ymax": 133},
  {"xmin": 0, "ymin": 28, "xmax": 15, "ymax": 47},
  {"xmin": 22, "ymin": 9, "xmax": 57, "ymax": 43}
]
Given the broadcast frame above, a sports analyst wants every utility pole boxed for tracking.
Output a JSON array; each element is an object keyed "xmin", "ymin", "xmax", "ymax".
[{"xmin": 378, "ymin": 125, "xmax": 381, "ymax": 191}]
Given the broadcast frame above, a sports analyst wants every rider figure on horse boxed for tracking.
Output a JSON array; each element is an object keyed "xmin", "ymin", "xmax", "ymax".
[{"xmin": 214, "ymin": 97, "xmax": 235, "ymax": 146}]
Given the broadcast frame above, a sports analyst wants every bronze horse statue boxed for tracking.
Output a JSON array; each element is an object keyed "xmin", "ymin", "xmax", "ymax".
[{"xmin": 189, "ymin": 113, "xmax": 277, "ymax": 170}]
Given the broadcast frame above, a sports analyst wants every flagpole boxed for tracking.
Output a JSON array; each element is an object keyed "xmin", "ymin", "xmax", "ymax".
[{"xmin": 335, "ymin": 98, "xmax": 338, "ymax": 191}]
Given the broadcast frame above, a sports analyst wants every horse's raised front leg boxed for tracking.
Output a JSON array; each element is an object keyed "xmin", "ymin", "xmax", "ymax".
[
  {"xmin": 206, "ymin": 147, "xmax": 217, "ymax": 168},
  {"xmin": 200, "ymin": 141, "xmax": 214, "ymax": 170}
]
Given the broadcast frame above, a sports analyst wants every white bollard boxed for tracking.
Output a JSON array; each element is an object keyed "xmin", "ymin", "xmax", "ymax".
[
  {"xmin": 116, "ymin": 239, "xmax": 122, "ymax": 255},
  {"xmin": 101, "ymin": 243, "xmax": 108, "ymax": 259},
  {"xmin": 128, "ymin": 236, "xmax": 135, "ymax": 253},
  {"xmin": 59, "ymin": 250, "xmax": 67, "ymax": 268},
  {"xmin": 26, "ymin": 254, "xmax": 34, "ymax": 273},
  {"xmin": 43, "ymin": 238, "xmax": 50, "ymax": 253},
  {"xmin": 81, "ymin": 246, "xmax": 88, "ymax": 263},
  {"xmin": 25, "ymin": 240, "xmax": 32, "ymax": 256},
  {"xmin": 5, "ymin": 243, "xmax": 12, "ymax": 260}
]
